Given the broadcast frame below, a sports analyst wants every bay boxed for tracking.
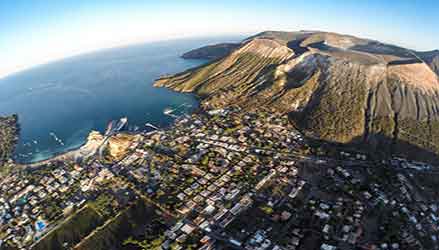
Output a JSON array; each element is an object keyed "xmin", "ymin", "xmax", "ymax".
[{"xmin": 0, "ymin": 36, "xmax": 240, "ymax": 163}]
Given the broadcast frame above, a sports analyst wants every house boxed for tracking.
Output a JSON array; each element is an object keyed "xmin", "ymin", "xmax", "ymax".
[
  {"xmin": 180, "ymin": 224, "xmax": 195, "ymax": 235},
  {"xmin": 320, "ymin": 243, "xmax": 336, "ymax": 250}
]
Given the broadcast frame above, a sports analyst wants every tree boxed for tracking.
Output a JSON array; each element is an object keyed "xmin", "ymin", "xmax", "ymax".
[{"xmin": 123, "ymin": 234, "xmax": 165, "ymax": 250}]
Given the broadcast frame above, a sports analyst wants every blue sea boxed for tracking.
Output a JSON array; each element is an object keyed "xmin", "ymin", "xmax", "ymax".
[{"xmin": 0, "ymin": 36, "xmax": 241, "ymax": 163}]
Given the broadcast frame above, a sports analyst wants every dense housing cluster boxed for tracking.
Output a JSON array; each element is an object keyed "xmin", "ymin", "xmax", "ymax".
[{"xmin": 1, "ymin": 108, "xmax": 439, "ymax": 250}]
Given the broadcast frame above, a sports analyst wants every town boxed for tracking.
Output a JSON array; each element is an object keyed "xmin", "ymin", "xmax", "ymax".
[{"xmin": 1, "ymin": 107, "xmax": 439, "ymax": 250}]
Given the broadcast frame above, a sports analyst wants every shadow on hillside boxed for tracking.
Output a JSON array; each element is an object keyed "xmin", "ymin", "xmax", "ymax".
[
  {"xmin": 304, "ymin": 130, "xmax": 439, "ymax": 165},
  {"xmin": 349, "ymin": 41, "xmax": 414, "ymax": 58},
  {"xmin": 360, "ymin": 133, "xmax": 438, "ymax": 163},
  {"xmin": 388, "ymin": 58, "xmax": 423, "ymax": 65},
  {"xmin": 287, "ymin": 38, "xmax": 309, "ymax": 56}
]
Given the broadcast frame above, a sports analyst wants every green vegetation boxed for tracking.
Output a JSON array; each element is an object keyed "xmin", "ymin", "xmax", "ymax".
[
  {"xmin": 33, "ymin": 206, "xmax": 104, "ymax": 250},
  {"xmin": 299, "ymin": 74, "xmax": 368, "ymax": 143},
  {"xmin": 155, "ymin": 60, "xmax": 221, "ymax": 93},
  {"xmin": 259, "ymin": 204, "xmax": 274, "ymax": 215},
  {"xmin": 124, "ymin": 234, "xmax": 165, "ymax": 250},
  {"xmin": 0, "ymin": 115, "xmax": 18, "ymax": 163},
  {"xmin": 76, "ymin": 200, "xmax": 166, "ymax": 250},
  {"xmin": 89, "ymin": 193, "xmax": 117, "ymax": 218},
  {"xmin": 156, "ymin": 52, "xmax": 284, "ymax": 101}
]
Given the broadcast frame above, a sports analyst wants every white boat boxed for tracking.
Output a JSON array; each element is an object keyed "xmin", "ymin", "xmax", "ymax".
[
  {"xmin": 115, "ymin": 117, "xmax": 128, "ymax": 131},
  {"xmin": 163, "ymin": 108, "xmax": 174, "ymax": 115}
]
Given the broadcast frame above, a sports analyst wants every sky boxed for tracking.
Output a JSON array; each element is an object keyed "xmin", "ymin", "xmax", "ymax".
[{"xmin": 1, "ymin": 0, "xmax": 438, "ymax": 79}]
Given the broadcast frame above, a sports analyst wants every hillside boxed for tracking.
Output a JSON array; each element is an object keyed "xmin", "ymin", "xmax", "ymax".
[
  {"xmin": 0, "ymin": 115, "xmax": 19, "ymax": 163},
  {"xmin": 417, "ymin": 50, "xmax": 439, "ymax": 76},
  {"xmin": 181, "ymin": 43, "xmax": 240, "ymax": 60},
  {"xmin": 155, "ymin": 31, "xmax": 439, "ymax": 162}
]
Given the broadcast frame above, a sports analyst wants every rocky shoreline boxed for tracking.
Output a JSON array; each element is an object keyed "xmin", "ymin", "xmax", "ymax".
[{"xmin": 0, "ymin": 114, "xmax": 19, "ymax": 164}]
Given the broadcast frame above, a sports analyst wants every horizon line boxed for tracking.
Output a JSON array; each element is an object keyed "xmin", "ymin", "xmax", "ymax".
[
  {"xmin": 2, "ymin": 29, "xmax": 438, "ymax": 80},
  {"xmin": 0, "ymin": 32, "xmax": 249, "ymax": 80}
]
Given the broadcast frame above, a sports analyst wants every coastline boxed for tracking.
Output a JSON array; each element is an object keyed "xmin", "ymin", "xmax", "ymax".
[
  {"xmin": 13, "ymin": 89, "xmax": 201, "ymax": 167},
  {"xmin": 15, "ymin": 104, "xmax": 202, "ymax": 169},
  {"xmin": 3, "ymin": 38, "xmax": 211, "ymax": 167},
  {"xmin": 17, "ymin": 143, "xmax": 86, "ymax": 168}
]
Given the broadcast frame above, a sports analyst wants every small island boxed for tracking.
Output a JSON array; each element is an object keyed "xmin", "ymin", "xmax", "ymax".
[{"xmin": 181, "ymin": 43, "xmax": 239, "ymax": 60}]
